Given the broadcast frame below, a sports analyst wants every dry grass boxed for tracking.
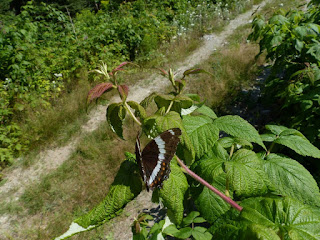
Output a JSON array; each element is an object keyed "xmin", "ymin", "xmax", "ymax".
[
  {"xmin": 187, "ymin": 42, "xmax": 264, "ymax": 112},
  {"xmin": 7, "ymin": 123, "xmax": 139, "ymax": 239},
  {"xmin": 21, "ymin": 74, "xmax": 91, "ymax": 150}
]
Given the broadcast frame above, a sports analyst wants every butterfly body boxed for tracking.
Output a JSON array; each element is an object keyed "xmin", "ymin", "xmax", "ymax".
[{"xmin": 135, "ymin": 128, "xmax": 181, "ymax": 191}]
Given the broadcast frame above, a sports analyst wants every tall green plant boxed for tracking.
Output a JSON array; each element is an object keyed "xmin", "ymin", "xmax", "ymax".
[
  {"xmin": 248, "ymin": 3, "xmax": 320, "ymax": 145},
  {"xmin": 56, "ymin": 63, "xmax": 320, "ymax": 239}
]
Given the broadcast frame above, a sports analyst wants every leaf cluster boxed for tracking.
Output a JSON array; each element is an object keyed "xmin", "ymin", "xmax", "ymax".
[
  {"xmin": 133, "ymin": 212, "xmax": 211, "ymax": 240},
  {"xmin": 248, "ymin": 3, "xmax": 320, "ymax": 145}
]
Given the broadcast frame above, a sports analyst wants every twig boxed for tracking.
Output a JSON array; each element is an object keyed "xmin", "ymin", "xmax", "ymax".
[
  {"xmin": 176, "ymin": 156, "xmax": 243, "ymax": 212},
  {"xmin": 124, "ymin": 102, "xmax": 142, "ymax": 126},
  {"xmin": 165, "ymin": 101, "xmax": 174, "ymax": 114},
  {"xmin": 65, "ymin": 7, "xmax": 77, "ymax": 39}
]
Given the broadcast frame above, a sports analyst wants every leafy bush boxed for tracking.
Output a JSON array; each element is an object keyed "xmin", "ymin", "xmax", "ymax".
[
  {"xmin": 56, "ymin": 64, "xmax": 320, "ymax": 239},
  {"xmin": 248, "ymin": 3, "xmax": 320, "ymax": 145}
]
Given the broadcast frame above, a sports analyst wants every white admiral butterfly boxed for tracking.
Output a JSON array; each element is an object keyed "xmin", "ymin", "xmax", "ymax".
[{"xmin": 135, "ymin": 128, "xmax": 182, "ymax": 191}]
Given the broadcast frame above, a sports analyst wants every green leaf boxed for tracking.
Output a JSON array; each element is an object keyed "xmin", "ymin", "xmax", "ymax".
[
  {"xmin": 209, "ymin": 217, "xmax": 242, "ymax": 239},
  {"xmin": 173, "ymin": 227, "xmax": 192, "ymax": 239},
  {"xmin": 182, "ymin": 211, "xmax": 200, "ymax": 226},
  {"xmin": 127, "ymin": 101, "xmax": 147, "ymax": 120},
  {"xmin": 193, "ymin": 217, "xmax": 207, "ymax": 223},
  {"xmin": 295, "ymin": 39, "xmax": 304, "ymax": 52},
  {"xmin": 193, "ymin": 226, "xmax": 207, "ymax": 233},
  {"xmin": 306, "ymin": 23, "xmax": 320, "ymax": 34},
  {"xmin": 159, "ymin": 160, "xmax": 188, "ymax": 224},
  {"xmin": 15, "ymin": 144, "xmax": 22, "ymax": 151},
  {"xmin": 263, "ymin": 154, "xmax": 320, "ymax": 206},
  {"xmin": 300, "ymin": 100, "xmax": 313, "ymax": 111},
  {"xmin": 149, "ymin": 220, "xmax": 165, "ymax": 236},
  {"xmin": 294, "ymin": 26, "xmax": 307, "ymax": 39},
  {"xmin": 154, "ymin": 94, "xmax": 174, "ymax": 109},
  {"xmin": 279, "ymin": 129, "xmax": 306, "ymax": 138},
  {"xmin": 218, "ymin": 137, "xmax": 253, "ymax": 150},
  {"xmin": 183, "ymin": 115, "xmax": 219, "ymax": 159},
  {"xmin": 307, "ymin": 41, "xmax": 320, "ymax": 61},
  {"xmin": 240, "ymin": 197, "xmax": 320, "ymax": 239},
  {"xmin": 154, "ymin": 111, "xmax": 181, "ymax": 132},
  {"xmin": 271, "ymin": 35, "xmax": 282, "ymax": 47},
  {"xmin": 154, "ymin": 94, "xmax": 193, "ymax": 114},
  {"xmin": 214, "ymin": 115, "xmax": 266, "ymax": 150},
  {"xmin": 106, "ymin": 103, "xmax": 126, "ymax": 139},
  {"xmin": 195, "ymin": 155, "xmax": 225, "ymax": 183},
  {"xmin": 225, "ymin": 149, "xmax": 271, "ymax": 197},
  {"xmin": 140, "ymin": 92, "xmax": 158, "ymax": 109},
  {"xmin": 144, "ymin": 112, "xmax": 180, "ymax": 137},
  {"xmin": 192, "ymin": 228, "xmax": 212, "ymax": 240},
  {"xmin": 195, "ymin": 174, "xmax": 231, "ymax": 223},
  {"xmin": 274, "ymin": 134, "xmax": 320, "ymax": 158},
  {"xmin": 208, "ymin": 142, "xmax": 229, "ymax": 161},
  {"xmin": 149, "ymin": 230, "xmax": 163, "ymax": 240},
  {"xmin": 265, "ymin": 125, "xmax": 288, "ymax": 135},
  {"xmin": 242, "ymin": 224, "xmax": 281, "ymax": 240},
  {"xmin": 162, "ymin": 225, "xmax": 180, "ymax": 236},
  {"xmin": 269, "ymin": 14, "xmax": 288, "ymax": 25},
  {"xmin": 186, "ymin": 93, "xmax": 201, "ymax": 102},
  {"xmin": 133, "ymin": 229, "xmax": 148, "ymax": 240},
  {"xmin": 260, "ymin": 134, "xmax": 277, "ymax": 142},
  {"xmin": 173, "ymin": 95, "xmax": 193, "ymax": 109},
  {"xmin": 56, "ymin": 160, "xmax": 142, "ymax": 240},
  {"xmin": 194, "ymin": 105, "xmax": 217, "ymax": 119}
]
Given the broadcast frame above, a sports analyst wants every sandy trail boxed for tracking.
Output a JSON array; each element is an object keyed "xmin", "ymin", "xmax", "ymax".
[{"xmin": 0, "ymin": 0, "xmax": 274, "ymax": 237}]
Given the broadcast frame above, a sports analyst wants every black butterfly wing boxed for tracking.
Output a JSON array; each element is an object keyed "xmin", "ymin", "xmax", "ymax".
[{"xmin": 140, "ymin": 128, "xmax": 181, "ymax": 191}]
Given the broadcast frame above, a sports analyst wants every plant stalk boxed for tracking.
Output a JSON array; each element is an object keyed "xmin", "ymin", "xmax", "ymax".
[
  {"xmin": 166, "ymin": 101, "xmax": 174, "ymax": 114},
  {"xmin": 229, "ymin": 144, "xmax": 235, "ymax": 158},
  {"xmin": 124, "ymin": 102, "xmax": 142, "ymax": 126},
  {"xmin": 65, "ymin": 7, "xmax": 77, "ymax": 39},
  {"xmin": 176, "ymin": 156, "xmax": 243, "ymax": 212},
  {"xmin": 266, "ymin": 141, "xmax": 275, "ymax": 156},
  {"xmin": 225, "ymin": 177, "xmax": 230, "ymax": 197}
]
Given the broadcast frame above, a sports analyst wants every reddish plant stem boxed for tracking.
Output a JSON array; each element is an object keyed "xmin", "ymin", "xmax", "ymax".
[{"xmin": 176, "ymin": 156, "xmax": 243, "ymax": 212}]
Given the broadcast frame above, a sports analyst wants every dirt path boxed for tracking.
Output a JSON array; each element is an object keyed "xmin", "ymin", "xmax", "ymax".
[{"xmin": 0, "ymin": 0, "xmax": 273, "ymax": 237}]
